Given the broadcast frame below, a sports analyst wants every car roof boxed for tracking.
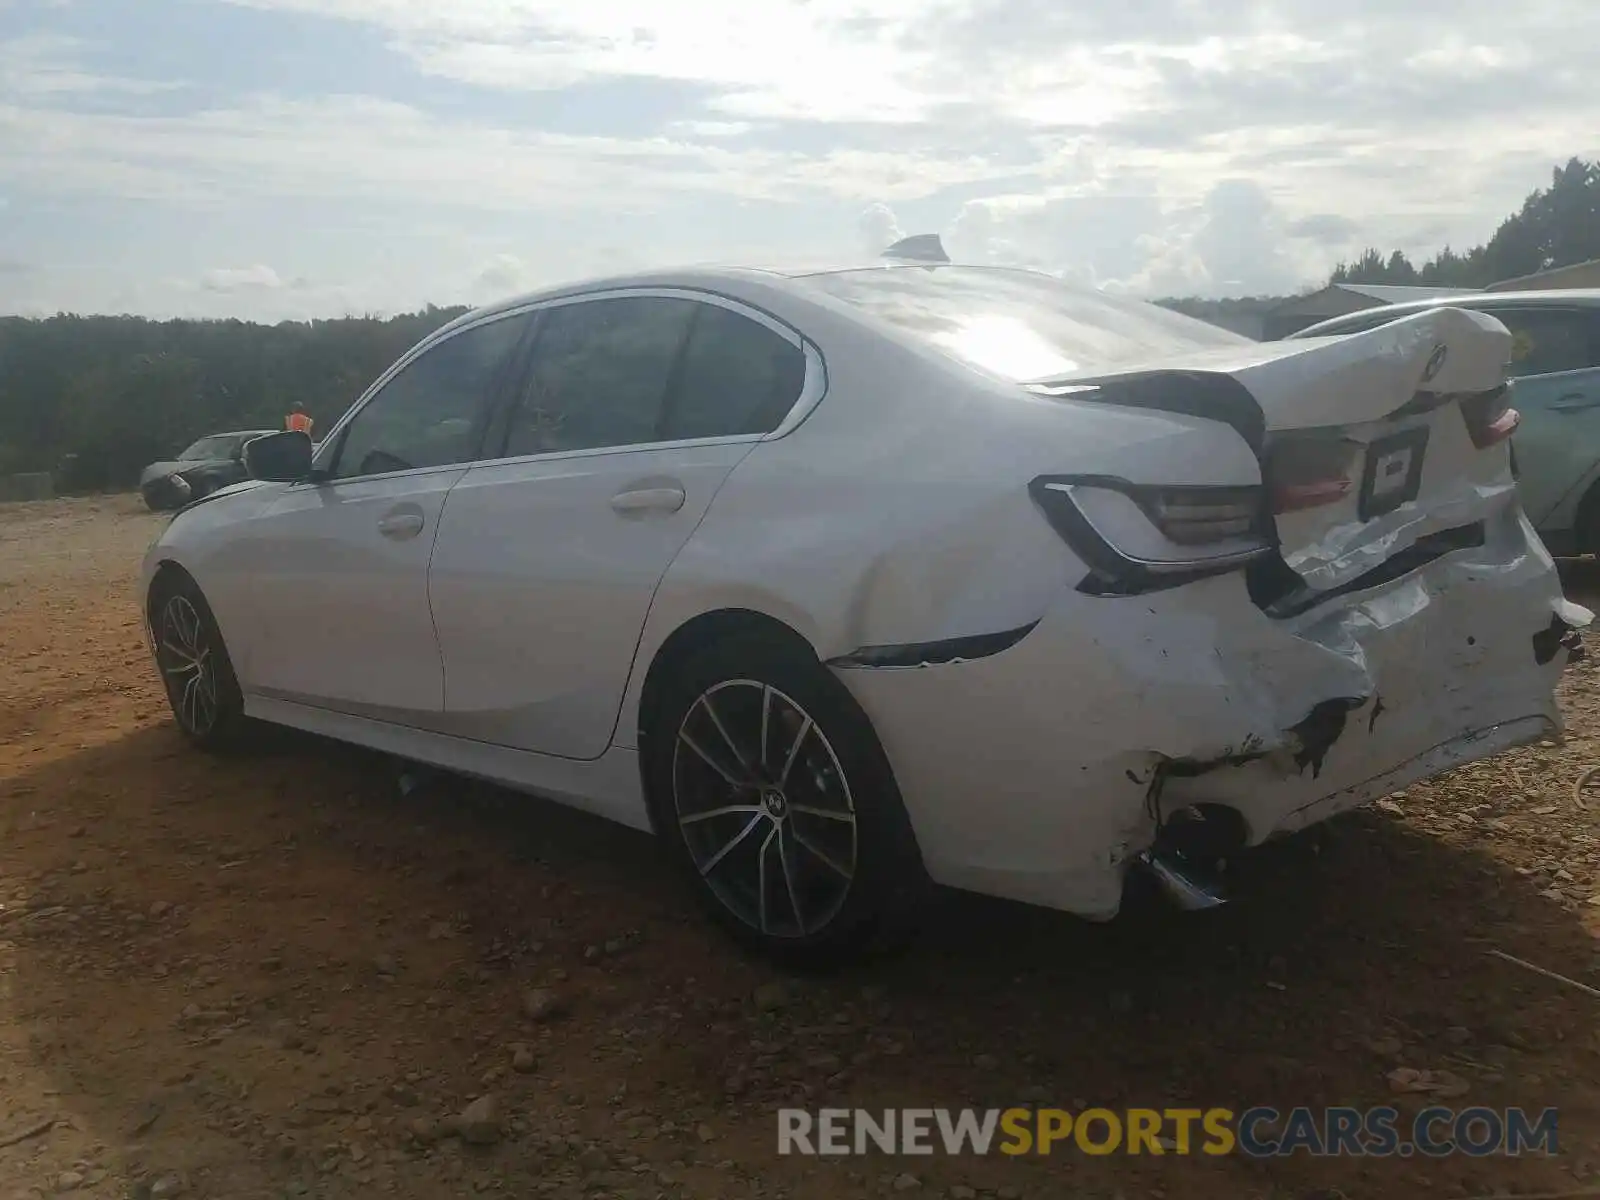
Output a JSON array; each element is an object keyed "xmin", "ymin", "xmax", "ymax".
[{"xmin": 433, "ymin": 259, "xmax": 1070, "ymax": 337}]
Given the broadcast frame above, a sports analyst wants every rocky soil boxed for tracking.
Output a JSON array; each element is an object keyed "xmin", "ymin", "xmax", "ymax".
[{"xmin": 1, "ymin": 495, "xmax": 1597, "ymax": 1199}]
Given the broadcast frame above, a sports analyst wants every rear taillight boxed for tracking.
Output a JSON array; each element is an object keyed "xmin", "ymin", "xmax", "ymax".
[
  {"xmin": 1264, "ymin": 436, "xmax": 1359, "ymax": 514},
  {"xmin": 1141, "ymin": 487, "xmax": 1262, "ymax": 544},
  {"xmin": 1029, "ymin": 476, "xmax": 1271, "ymax": 594},
  {"xmin": 1461, "ymin": 387, "xmax": 1519, "ymax": 449},
  {"xmin": 1273, "ymin": 479, "xmax": 1353, "ymax": 513}
]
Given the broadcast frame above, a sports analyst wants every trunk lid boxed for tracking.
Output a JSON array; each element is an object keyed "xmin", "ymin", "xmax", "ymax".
[{"xmin": 1029, "ymin": 307, "xmax": 1519, "ymax": 604}]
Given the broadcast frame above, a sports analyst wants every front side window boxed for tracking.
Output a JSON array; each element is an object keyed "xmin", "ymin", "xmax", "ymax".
[
  {"xmin": 504, "ymin": 296, "xmax": 697, "ymax": 457},
  {"xmin": 1492, "ymin": 308, "xmax": 1600, "ymax": 378},
  {"xmin": 332, "ymin": 313, "xmax": 531, "ymax": 480}
]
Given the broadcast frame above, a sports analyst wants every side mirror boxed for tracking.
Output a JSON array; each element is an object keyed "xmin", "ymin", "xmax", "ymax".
[{"xmin": 244, "ymin": 430, "xmax": 314, "ymax": 482}]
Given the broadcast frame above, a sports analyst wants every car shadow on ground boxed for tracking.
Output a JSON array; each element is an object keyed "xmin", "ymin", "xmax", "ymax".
[
  {"xmin": 4, "ymin": 722, "xmax": 1598, "ymax": 1198},
  {"xmin": 1558, "ymin": 556, "xmax": 1600, "ymax": 608}
]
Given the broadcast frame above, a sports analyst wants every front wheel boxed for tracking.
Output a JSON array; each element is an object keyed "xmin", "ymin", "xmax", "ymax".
[
  {"xmin": 643, "ymin": 632, "xmax": 928, "ymax": 967},
  {"xmin": 149, "ymin": 572, "xmax": 248, "ymax": 750}
]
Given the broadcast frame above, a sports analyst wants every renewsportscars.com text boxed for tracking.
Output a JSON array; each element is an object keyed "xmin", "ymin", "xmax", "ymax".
[{"xmin": 777, "ymin": 1106, "xmax": 1558, "ymax": 1159}]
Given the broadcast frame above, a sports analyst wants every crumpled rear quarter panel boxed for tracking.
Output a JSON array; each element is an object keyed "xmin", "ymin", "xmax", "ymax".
[{"xmin": 836, "ymin": 499, "xmax": 1583, "ymax": 919}]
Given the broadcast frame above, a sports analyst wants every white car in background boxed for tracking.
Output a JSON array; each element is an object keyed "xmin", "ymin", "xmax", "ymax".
[{"xmin": 141, "ymin": 238, "xmax": 1590, "ymax": 963}]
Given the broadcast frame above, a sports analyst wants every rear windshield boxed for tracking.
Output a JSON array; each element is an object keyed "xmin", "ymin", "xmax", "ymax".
[
  {"xmin": 798, "ymin": 266, "xmax": 1248, "ymax": 382},
  {"xmin": 178, "ymin": 435, "xmax": 238, "ymax": 460}
]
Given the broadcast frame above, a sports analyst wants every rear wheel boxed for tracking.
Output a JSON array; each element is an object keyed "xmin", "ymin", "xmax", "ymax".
[
  {"xmin": 643, "ymin": 632, "xmax": 928, "ymax": 967},
  {"xmin": 149, "ymin": 572, "xmax": 247, "ymax": 750}
]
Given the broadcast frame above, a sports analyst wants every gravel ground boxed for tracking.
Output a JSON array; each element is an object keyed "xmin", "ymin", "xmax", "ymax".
[{"xmin": 1, "ymin": 495, "xmax": 1598, "ymax": 1200}]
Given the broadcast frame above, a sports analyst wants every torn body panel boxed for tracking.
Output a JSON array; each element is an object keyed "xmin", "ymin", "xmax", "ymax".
[{"xmin": 835, "ymin": 495, "xmax": 1588, "ymax": 919}]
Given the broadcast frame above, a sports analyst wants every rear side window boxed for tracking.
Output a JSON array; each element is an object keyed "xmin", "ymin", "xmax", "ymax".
[
  {"xmin": 505, "ymin": 297, "xmax": 697, "ymax": 456},
  {"xmin": 665, "ymin": 304, "xmax": 807, "ymax": 439},
  {"xmin": 1490, "ymin": 307, "xmax": 1600, "ymax": 377},
  {"xmin": 800, "ymin": 266, "xmax": 1247, "ymax": 382}
]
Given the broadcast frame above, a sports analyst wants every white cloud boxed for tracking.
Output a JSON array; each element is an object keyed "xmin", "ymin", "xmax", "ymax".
[
  {"xmin": 664, "ymin": 120, "xmax": 754, "ymax": 139},
  {"xmin": 225, "ymin": 0, "xmax": 944, "ymax": 123},
  {"xmin": 467, "ymin": 253, "xmax": 537, "ymax": 301},
  {"xmin": 0, "ymin": 91, "xmax": 1018, "ymax": 215},
  {"xmin": 856, "ymin": 202, "xmax": 903, "ymax": 256},
  {"xmin": 0, "ymin": 34, "xmax": 183, "ymax": 96},
  {"xmin": 199, "ymin": 264, "xmax": 286, "ymax": 292},
  {"xmin": 1, "ymin": 0, "xmax": 1598, "ymax": 313}
]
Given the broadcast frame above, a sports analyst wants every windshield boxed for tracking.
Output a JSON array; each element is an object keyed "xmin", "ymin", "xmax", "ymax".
[
  {"xmin": 798, "ymin": 266, "xmax": 1248, "ymax": 382},
  {"xmin": 178, "ymin": 435, "xmax": 239, "ymax": 461}
]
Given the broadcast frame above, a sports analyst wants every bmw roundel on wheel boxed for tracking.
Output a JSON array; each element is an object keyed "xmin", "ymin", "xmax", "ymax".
[{"xmin": 140, "ymin": 239, "xmax": 1591, "ymax": 964}]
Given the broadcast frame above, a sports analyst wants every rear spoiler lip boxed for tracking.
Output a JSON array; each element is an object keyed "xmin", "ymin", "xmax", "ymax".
[
  {"xmin": 1028, "ymin": 371, "xmax": 1268, "ymax": 453},
  {"xmin": 1025, "ymin": 305, "xmax": 1512, "ymax": 439}
]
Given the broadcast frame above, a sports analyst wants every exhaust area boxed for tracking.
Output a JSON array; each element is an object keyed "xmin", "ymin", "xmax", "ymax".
[{"xmin": 1135, "ymin": 850, "xmax": 1227, "ymax": 911}]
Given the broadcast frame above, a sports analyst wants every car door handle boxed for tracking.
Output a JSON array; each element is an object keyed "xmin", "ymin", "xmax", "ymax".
[
  {"xmin": 1550, "ymin": 393, "xmax": 1600, "ymax": 412},
  {"xmin": 377, "ymin": 511, "xmax": 426, "ymax": 540},
  {"xmin": 610, "ymin": 486, "xmax": 686, "ymax": 515}
]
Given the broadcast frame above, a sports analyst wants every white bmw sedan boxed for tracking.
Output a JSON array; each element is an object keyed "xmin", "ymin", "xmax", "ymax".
[{"xmin": 141, "ymin": 251, "xmax": 1590, "ymax": 963}]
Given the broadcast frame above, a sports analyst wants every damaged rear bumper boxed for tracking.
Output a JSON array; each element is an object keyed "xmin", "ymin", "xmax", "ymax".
[{"xmin": 835, "ymin": 505, "xmax": 1589, "ymax": 919}]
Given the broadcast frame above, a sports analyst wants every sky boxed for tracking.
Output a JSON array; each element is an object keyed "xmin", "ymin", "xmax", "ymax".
[{"xmin": 0, "ymin": 0, "xmax": 1597, "ymax": 320}]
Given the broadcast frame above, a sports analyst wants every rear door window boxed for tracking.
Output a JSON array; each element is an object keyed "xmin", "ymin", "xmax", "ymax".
[
  {"xmin": 503, "ymin": 296, "xmax": 698, "ymax": 456},
  {"xmin": 664, "ymin": 304, "xmax": 807, "ymax": 439}
]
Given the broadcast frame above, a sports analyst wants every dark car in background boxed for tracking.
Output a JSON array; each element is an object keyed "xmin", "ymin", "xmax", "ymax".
[{"xmin": 139, "ymin": 430, "xmax": 276, "ymax": 511}]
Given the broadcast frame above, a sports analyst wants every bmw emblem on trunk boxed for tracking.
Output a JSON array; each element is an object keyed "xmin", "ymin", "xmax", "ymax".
[{"xmin": 1422, "ymin": 343, "xmax": 1448, "ymax": 383}]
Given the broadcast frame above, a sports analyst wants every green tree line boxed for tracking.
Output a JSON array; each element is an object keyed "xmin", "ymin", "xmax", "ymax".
[
  {"xmin": 0, "ymin": 306, "xmax": 467, "ymax": 491},
  {"xmin": 1329, "ymin": 157, "xmax": 1598, "ymax": 287},
  {"xmin": 3, "ymin": 157, "xmax": 1595, "ymax": 492}
]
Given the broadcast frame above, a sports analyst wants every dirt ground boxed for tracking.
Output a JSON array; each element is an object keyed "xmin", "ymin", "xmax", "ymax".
[{"xmin": 2, "ymin": 495, "xmax": 1599, "ymax": 1200}]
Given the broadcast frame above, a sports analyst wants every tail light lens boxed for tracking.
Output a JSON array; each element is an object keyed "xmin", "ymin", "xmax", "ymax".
[
  {"xmin": 1264, "ymin": 436, "xmax": 1358, "ymax": 514},
  {"xmin": 1142, "ymin": 487, "xmax": 1263, "ymax": 544},
  {"xmin": 1030, "ymin": 476, "xmax": 1272, "ymax": 594},
  {"xmin": 1461, "ymin": 386, "xmax": 1519, "ymax": 449}
]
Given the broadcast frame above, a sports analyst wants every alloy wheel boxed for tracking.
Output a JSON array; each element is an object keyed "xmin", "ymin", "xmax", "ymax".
[
  {"xmin": 672, "ymin": 679, "xmax": 859, "ymax": 938},
  {"xmin": 157, "ymin": 594, "xmax": 219, "ymax": 737}
]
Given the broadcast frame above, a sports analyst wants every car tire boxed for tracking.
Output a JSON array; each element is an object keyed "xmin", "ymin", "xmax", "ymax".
[
  {"xmin": 148, "ymin": 571, "xmax": 249, "ymax": 751},
  {"xmin": 643, "ymin": 631, "xmax": 929, "ymax": 968}
]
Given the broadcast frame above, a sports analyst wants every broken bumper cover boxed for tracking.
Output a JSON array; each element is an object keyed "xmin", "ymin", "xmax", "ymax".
[{"xmin": 836, "ymin": 506, "xmax": 1589, "ymax": 919}]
